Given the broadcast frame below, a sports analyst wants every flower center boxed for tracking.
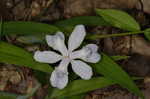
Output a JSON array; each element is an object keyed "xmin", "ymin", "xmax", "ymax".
[
  {"xmin": 63, "ymin": 51, "xmax": 72, "ymax": 60},
  {"xmin": 64, "ymin": 56, "xmax": 69, "ymax": 58}
]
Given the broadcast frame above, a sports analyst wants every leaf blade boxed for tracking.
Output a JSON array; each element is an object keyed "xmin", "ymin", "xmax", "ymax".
[
  {"xmin": 92, "ymin": 53, "xmax": 144, "ymax": 98},
  {"xmin": 1, "ymin": 21, "xmax": 59, "ymax": 35},
  {"xmin": 96, "ymin": 9, "xmax": 140, "ymax": 31},
  {"xmin": 50, "ymin": 77, "xmax": 115, "ymax": 98},
  {"xmin": 0, "ymin": 42, "xmax": 53, "ymax": 73},
  {"xmin": 111, "ymin": 55, "xmax": 130, "ymax": 61},
  {"xmin": 144, "ymin": 28, "xmax": 150, "ymax": 40},
  {"xmin": 55, "ymin": 16, "xmax": 109, "ymax": 27}
]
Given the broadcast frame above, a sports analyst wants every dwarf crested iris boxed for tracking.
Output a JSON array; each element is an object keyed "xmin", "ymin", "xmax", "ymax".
[{"xmin": 34, "ymin": 25, "xmax": 101, "ymax": 89}]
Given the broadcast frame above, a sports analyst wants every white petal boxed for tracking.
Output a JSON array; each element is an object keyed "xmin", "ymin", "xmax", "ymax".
[
  {"xmin": 68, "ymin": 25, "xmax": 86, "ymax": 51},
  {"xmin": 46, "ymin": 32, "xmax": 68, "ymax": 56},
  {"xmin": 84, "ymin": 53, "xmax": 101, "ymax": 63},
  {"xmin": 85, "ymin": 44, "xmax": 98, "ymax": 52},
  {"xmin": 50, "ymin": 69, "xmax": 68, "ymax": 89},
  {"xmin": 50, "ymin": 58, "xmax": 70, "ymax": 89},
  {"xmin": 34, "ymin": 51, "xmax": 62, "ymax": 63},
  {"xmin": 70, "ymin": 44, "xmax": 101, "ymax": 63},
  {"xmin": 57, "ymin": 58, "xmax": 70, "ymax": 72},
  {"xmin": 71, "ymin": 60, "xmax": 93, "ymax": 80}
]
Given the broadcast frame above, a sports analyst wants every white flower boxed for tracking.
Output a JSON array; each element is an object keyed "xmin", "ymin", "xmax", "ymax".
[{"xmin": 34, "ymin": 25, "xmax": 101, "ymax": 89}]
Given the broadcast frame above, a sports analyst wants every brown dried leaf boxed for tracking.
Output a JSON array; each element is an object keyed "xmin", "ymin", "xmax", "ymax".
[{"xmin": 60, "ymin": 0, "xmax": 140, "ymax": 18}]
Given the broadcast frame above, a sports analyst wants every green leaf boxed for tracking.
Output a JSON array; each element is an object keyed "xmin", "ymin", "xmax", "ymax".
[
  {"xmin": 58, "ymin": 94, "xmax": 85, "ymax": 99},
  {"xmin": 111, "ymin": 55, "xmax": 130, "ymax": 61},
  {"xmin": 92, "ymin": 53, "xmax": 144, "ymax": 99},
  {"xmin": 68, "ymin": 94, "xmax": 85, "ymax": 99},
  {"xmin": 50, "ymin": 77, "xmax": 115, "ymax": 98},
  {"xmin": 0, "ymin": 42, "xmax": 53, "ymax": 73},
  {"xmin": 96, "ymin": 9, "xmax": 140, "ymax": 31},
  {"xmin": 0, "ymin": 92, "xmax": 27, "ymax": 99},
  {"xmin": 55, "ymin": 16, "xmax": 110, "ymax": 33},
  {"xmin": 0, "ymin": 92, "xmax": 17, "ymax": 99},
  {"xmin": 1, "ymin": 21, "xmax": 59, "ymax": 35},
  {"xmin": 144, "ymin": 28, "xmax": 150, "ymax": 40},
  {"xmin": 55, "ymin": 16, "xmax": 109, "ymax": 27},
  {"xmin": 0, "ymin": 21, "xmax": 59, "ymax": 44},
  {"xmin": 16, "ymin": 35, "xmax": 45, "ymax": 44},
  {"xmin": 34, "ymin": 70, "xmax": 49, "ymax": 85}
]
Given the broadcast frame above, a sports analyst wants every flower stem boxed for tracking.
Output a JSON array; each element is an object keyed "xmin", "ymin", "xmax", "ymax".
[{"xmin": 87, "ymin": 30, "xmax": 145, "ymax": 40}]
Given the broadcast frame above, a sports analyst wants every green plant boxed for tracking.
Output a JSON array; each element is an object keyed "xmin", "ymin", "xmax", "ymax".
[{"xmin": 0, "ymin": 9, "xmax": 147, "ymax": 99}]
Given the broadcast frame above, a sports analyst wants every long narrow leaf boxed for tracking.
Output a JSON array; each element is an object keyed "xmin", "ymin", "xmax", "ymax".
[
  {"xmin": 96, "ymin": 9, "xmax": 140, "ymax": 31},
  {"xmin": 1, "ymin": 21, "xmax": 59, "ymax": 35},
  {"xmin": 68, "ymin": 94, "xmax": 85, "ymax": 99},
  {"xmin": 50, "ymin": 77, "xmax": 115, "ymax": 98},
  {"xmin": 92, "ymin": 53, "xmax": 144, "ymax": 98},
  {"xmin": 0, "ymin": 42, "xmax": 53, "ymax": 73},
  {"xmin": 0, "ymin": 92, "xmax": 27, "ymax": 99},
  {"xmin": 144, "ymin": 28, "xmax": 150, "ymax": 40},
  {"xmin": 55, "ymin": 16, "xmax": 110, "ymax": 33},
  {"xmin": 55, "ymin": 16, "xmax": 109, "ymax": 27},
  {"xmin": 0, "ymin": 92, "xmax": 17, "ymax": 99},
  {"xmin": 111, "ymin": 55, "xmax": 129, "ymax": 61},
  {"xmin": 58, "ymin": 94, "xmax": 85, "ymax": 99}
]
